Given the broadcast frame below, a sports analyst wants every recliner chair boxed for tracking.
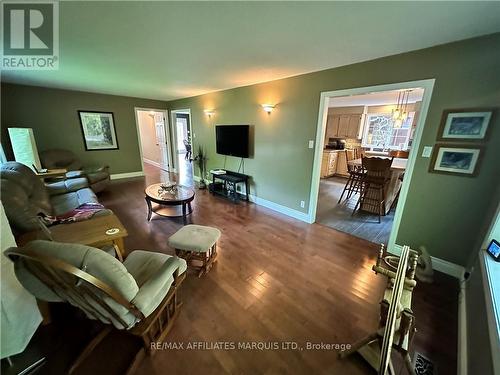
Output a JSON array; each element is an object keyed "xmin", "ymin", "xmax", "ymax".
[
  {"xmin": 0, "ymin": 162, "xmax": 110, "ymax": 235},
  {"xmin": 5, "ymin": 240, "xmax": 187, "ymax": 373},
  {"xmin": 39, "ymin": 149, "xmax": 110, "ymax": 193}
]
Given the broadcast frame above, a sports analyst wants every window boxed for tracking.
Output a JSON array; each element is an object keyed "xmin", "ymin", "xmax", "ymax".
[
  {"xmin": 0, "ymin": 143, "xmax": 7, "ymax": 164},
  {"xmin": 7, "ymin": 128, "xmax": 42, "ymax": 170},
  {"xmin": 362, "ymin": 112, "xmax": 415, "ymax": 150}
]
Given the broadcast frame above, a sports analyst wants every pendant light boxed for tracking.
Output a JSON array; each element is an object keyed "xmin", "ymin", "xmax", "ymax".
[
  {"xmin": 393, "ymin": 90, "xmax": 411, "ymax": 128},
  {"xmin": 392, "ymin": 91, "xmax": 402, "ymax": 120}
]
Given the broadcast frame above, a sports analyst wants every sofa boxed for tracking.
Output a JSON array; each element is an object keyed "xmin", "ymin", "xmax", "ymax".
[
  {"xmin": 0, "ymin": 162, "xmax": 111, "ymax": 235},
  {"xmin": 39, "ymin": 149, "xmax": 111, "ymax": 193}
]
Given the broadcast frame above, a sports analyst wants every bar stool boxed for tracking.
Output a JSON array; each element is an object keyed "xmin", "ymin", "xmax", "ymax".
[{"xmin": 338, "ymin": 149, "xmax": 365, "ymax": 204}]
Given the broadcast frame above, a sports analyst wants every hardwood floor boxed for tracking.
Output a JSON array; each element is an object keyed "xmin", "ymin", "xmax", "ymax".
[{"xmin": 25, "ymin": 164, "xmax": 458, "ymax": 375}]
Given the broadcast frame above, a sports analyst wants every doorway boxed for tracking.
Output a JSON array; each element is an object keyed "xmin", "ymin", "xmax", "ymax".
[
  {"xmin": 135, "ymin": 108, "xmax": 171, "ymax": 172},
  {"xmin": 308, "ymin": 80, "xmax": 435, "ymax": 251},
  {"xmin": 170, "ymin": 109, "xmax": 193, "ymax": 186}
]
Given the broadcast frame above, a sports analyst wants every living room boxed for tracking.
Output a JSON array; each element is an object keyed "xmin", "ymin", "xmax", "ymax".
[{"xmin": 1, "ymin": 2, "xmax": 499, "ymax": 375}]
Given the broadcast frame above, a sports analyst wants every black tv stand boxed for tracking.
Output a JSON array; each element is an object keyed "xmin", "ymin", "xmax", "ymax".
[{"xmin": 209, "ymin": 170, "xmax": 250, "ymax": 202}]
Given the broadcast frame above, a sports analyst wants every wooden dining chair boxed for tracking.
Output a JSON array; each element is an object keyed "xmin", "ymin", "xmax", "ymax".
[
  {"xmin": 338, "ymin": 149, "xmax": 365, "ymax": 204},
  {"xmin": 353, "ymin": 146, "xmax": 364, "ymax": 160},
  {"xmin": 352, "ymin": 157, "xmax": 394, "ymax": 223}
]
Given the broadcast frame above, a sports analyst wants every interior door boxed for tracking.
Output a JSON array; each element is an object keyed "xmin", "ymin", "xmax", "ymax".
[{"xmin": 154, "ymin": 113, "xmax": 169, "ymax": 170}]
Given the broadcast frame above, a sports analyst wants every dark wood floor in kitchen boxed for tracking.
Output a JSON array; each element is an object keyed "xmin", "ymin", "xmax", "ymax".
[{"xmin": 43, "ymin": 164, "xmax": 459, "ymax": 374}]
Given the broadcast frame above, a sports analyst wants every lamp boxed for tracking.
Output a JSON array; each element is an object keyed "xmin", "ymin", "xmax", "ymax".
[
  {"xmin": 204, "ymin": 109, "xmax": 215, "ymax": 118},
  {"xmin": 392, "ymin": 90, "xmax": 411, "ymax": 128},
  {"xmin": 261, "ymin": 104, "xmax": 275, "ymax": 114}
]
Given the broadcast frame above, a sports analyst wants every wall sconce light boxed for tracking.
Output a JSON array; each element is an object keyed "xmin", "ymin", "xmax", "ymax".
[
  {"xmin": 204, "ymin": 109, "xmax": 215, "ymax": 118},
  {"xmin": 261, "ymin": 104, "xmax": 275, "ymax": 114}
]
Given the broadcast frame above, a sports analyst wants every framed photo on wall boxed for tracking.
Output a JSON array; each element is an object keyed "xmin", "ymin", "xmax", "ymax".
[
  {"xmin": 78, "ymin": 111, "xmax": 119, "ymax": 150},
  {"xmin": 429, "ymin": 144, "xmax": 483, "ymax": 177},
  {"xmin": 437, "ymin": 108, "xmax": 493, "ymax": 141}
]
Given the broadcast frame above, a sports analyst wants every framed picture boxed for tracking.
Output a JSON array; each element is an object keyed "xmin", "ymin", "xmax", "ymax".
[
  {"xmin": 78, "ymin": 111, "xmax": 119, "ymax": 150},
  {"xmin": 429, "ymin": 144, "xmax": 483, "ymax": 177},
  {"xmin": 437, "ymin": 109, "xmax": 494, "ymax": 141}
]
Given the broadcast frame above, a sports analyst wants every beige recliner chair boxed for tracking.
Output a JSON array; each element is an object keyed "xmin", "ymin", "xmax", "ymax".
[
  {"xmin": 5, "ymin": 240, "xmax": 187, "ymax": 373},
  {"xmin": 39, "ymin": 149, "xmax": 111, "ymax": 193}
]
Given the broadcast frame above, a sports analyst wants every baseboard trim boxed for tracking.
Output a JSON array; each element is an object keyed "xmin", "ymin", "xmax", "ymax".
[
  {"xmin": 143, "ymin": 158, "xmax": 162, "ymax": 169},
  {"xmin": 458, "ymin": 281, "xmax": 468, "ymax": 375},
  {"xmin": 110, "ymin": 171, "xmax": 145, "ymax": 180},
  {"xmin": 248, "ymin": 194, "xmax": 310, "ymax": 223},
  {"xmin": 390, "ymin": 244, "xmax": 465, "ymax": 279},
  {"xmin": 195, "ymin": 176, "xmax": 310, "ymax": 223}
]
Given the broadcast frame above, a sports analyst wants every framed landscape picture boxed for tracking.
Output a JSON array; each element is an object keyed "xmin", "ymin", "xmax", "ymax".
[
  {"xmin": 437, "ymin": 109, "xmax": 493, "ymax": 141},
  {"xmin": 429, "ymin": 144, "xmax": 483, "ymax": 177},
  {"xmin": 78, "ymin": 111, "xmax": 119, "ymax": 150}
]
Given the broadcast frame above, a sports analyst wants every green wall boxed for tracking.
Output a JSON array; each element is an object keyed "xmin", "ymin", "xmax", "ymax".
[
  {"xmin": 167, "ymin": 33, "xmax": 500, "ymax": 266},
  {"xmin": 1, "ymin": 84, "xmax": 167, "ymax": 174},
  {"xmin": 2, "ymin": 34, "xmax": 499, "ymax": 266}
]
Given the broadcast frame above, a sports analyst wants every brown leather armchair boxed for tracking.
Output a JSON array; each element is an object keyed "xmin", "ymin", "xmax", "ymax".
[{"xmin": 39, "ymin": 149, "xmax": 110, "ymax": 193}]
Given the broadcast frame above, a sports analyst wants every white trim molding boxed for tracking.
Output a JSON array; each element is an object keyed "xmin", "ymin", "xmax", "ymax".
[
  {"xmin": 480, "ymin": 251, "xmax": 500, "ymax": 375},
  {"xmin": 170, "ymin": 108, "xmax": 192, "ymax": 172},
  {"xmin": 390, "ymin": 244, "xmax": 465, "ymax": 279},
  {"xmin": 110, "ymin": 171, "xmax": 145, "ymax": 180},
  {"xmin": 143, "ymin": 158, "xmax": 162, "ymax": 169},
  {"xmin": 134, "ymin": 106, "xmax": 171, "ymax": 173},
  {"xmin": 307, "ymin": 79, "xmax": 436, "ymax": 254},
  {"xmin": 248, "ymin": 194, "xmax": 310, "ymax": 223},
  {"xmin": 458, "ymin": 281, "xmax": 467, "ymax": 375}
]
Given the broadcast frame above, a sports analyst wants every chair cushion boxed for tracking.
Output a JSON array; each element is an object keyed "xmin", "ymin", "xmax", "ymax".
[
  {"xmin": 123, "ymin": 251, "xmax": 187, "ymax": 317},
  {"xmin": 9, "ymin": 240, "xmax": 140, "ymax": 329},
  {"xmin": 65, "ymin": 170, "xmax": 86, "ymax": 179},
  {"xmin": 50, "ymin": 187, "xmax": 100, "ymax": 216},
  {"xmin": 87, "ymin": 170, "xmax": 109, "ymax": 184},
  {"xmin": 46, "ymin": 177, "xmax": 89, "ymax": 196},
  {"xmin": 39, "ymin": 149, "xmax": 82, "ymax": 171},
  {"xmin": 167, "ymin": 225, "xmax": 221, "ymax": 252}
]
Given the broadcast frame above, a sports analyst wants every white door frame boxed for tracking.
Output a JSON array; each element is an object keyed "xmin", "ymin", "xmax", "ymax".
[
  {"xmin": 170, "ymin": 108, "xmax": 192, "ymax": 172},
  {"xmin": 308, "ymin": 79, "xmax": 435, "ymax": 252},
  {"xmin": 134, "ymin": 107, "xmax": 172, "ymax": 172}
]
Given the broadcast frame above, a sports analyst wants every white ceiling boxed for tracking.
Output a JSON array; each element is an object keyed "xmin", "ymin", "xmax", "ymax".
[
  {"xmin": 2, "ymin": 2, "xmax": 500, "ymax": 101},
  {"xmin": 329, "ymin": 88, "xmax": 425, "ymax": 107}
]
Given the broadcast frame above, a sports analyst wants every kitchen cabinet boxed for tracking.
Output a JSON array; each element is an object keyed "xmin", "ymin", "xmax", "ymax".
[
  {"xmin": 347, "ymin": 114, "xmax": 362, "ymax": 138},
  {"xmin": 325, "ymin": 115, "xmax": 340, "ymax": 143},
  {"xmin": 338, "ymin": 115, "xmax": 349, "ymax": 137},
  {"xmin": 336, "ymin": 151, "xmax": 348, "ymax": 177},
  {"xmin": 320, "ymin": 150, "xmax": 338, "ymax": 178},
  {"xmin": 325, "ymin": 113, "xmax": 362, "ymax": 139}
]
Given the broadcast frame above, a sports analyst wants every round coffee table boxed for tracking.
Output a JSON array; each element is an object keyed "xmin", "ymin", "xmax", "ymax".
[{"xmin": 145, "ymin": 183, "xmax": 195, "ymax": 225}]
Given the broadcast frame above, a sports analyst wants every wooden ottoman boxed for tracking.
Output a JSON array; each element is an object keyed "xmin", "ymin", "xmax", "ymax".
[{"xmin": 168, "ymin": 225, "xmax": 221, "ymax": 277}]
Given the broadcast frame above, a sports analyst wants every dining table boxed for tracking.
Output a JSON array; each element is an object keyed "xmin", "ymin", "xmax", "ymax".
[{"xmin": 347, "ymin": 156, "xmax": 408, "ymax": 215}]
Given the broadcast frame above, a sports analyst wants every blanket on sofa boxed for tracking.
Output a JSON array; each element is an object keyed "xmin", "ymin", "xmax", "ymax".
[{"xmin": 40, "ymin": 203, "xmax": 106, "ymax": 225}]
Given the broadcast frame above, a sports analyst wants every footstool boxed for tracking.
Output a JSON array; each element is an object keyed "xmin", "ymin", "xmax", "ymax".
[{"xmin": 167, "ymin": 225, "xmax": 221, "ymax": 277}]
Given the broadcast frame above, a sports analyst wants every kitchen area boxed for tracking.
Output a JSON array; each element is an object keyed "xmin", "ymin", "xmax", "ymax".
[{"xmin": 316, "ymin": 88, "xmax": 424, "ymax": 244}]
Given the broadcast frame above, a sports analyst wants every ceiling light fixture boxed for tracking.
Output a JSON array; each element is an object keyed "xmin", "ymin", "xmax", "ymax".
[
  {"xmin": 261, "ymin": 104, "xmax": 275, "ymax": 114},
  {"xmin": 392, "ymin": 90, "xmax": 411, "ymax": 128}
]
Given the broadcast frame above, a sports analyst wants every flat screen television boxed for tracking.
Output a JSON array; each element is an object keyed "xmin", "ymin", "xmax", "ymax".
[{"xmin": 215, "ymin": 125, "xmax": 249, "ymax": 158}]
